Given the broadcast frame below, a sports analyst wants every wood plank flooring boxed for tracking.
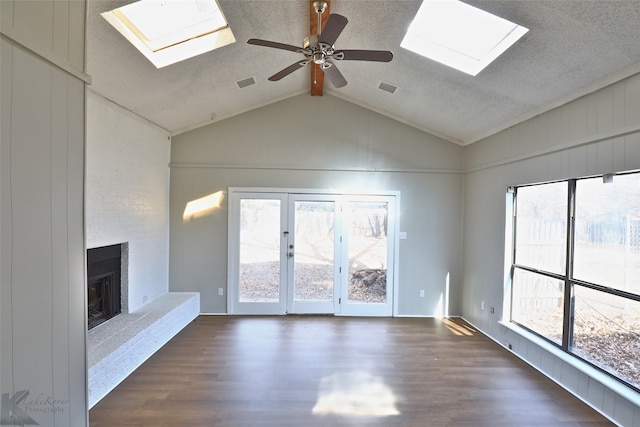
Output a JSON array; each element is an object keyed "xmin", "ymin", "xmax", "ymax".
[{"xmin": 89, "ymin": 316, "xmax": 613, "ymax": 427}]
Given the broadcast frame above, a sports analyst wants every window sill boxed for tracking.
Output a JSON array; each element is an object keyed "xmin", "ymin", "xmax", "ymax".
[{"xmin": 498, "ymin": 320, "xmax": 640, "ymax": 407}]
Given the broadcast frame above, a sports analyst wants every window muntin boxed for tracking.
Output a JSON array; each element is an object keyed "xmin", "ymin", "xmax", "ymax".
[
  {"xmin": 510, "ymin": 171, "xmax": 640, "ymax": 391},
  {"xmin": 515, "ymin": 182, "xmax": 567, "ymax": 275}
]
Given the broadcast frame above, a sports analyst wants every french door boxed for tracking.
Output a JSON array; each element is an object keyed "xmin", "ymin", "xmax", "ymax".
[{"xmin": 228, "ymin": 190, "xmax": 397, "ymax": 316}]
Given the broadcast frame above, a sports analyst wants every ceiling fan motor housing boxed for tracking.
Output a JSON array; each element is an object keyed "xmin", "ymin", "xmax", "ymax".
[
  {"xmin": 304, "ymin": 35, "xmax": 319, "ymax": 49},
  {"xmin": 304, "ymin": 35, "xmax": 332, "ymax": 65}
]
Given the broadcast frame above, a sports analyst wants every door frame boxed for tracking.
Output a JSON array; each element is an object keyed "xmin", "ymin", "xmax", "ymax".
[{"xmin": 227, "ymin": 188, "xmax": 401, "ymax": 316}]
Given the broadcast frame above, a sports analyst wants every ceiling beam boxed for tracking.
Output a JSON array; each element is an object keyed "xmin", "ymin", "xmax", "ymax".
[{"xmin": 310, "ymin": 0, "xmax": 330, "ymax": 96}]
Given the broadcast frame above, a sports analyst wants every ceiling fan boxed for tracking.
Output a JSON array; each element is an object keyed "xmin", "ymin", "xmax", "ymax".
[{"xmin": 247, "ymin": 0, "xmax": 393, "ymax": 92}]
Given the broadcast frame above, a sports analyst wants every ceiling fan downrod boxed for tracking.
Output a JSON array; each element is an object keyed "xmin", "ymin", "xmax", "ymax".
[
  {"xmin": 313, "ymin": 1, "xmax": 328, "ymax": 35},
  {"xmin": 310, "ymin": 1, "xmax": 329, "ymax": 65}
]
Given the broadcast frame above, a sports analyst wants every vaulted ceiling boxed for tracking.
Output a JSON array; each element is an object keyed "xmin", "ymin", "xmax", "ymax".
[{"xmin": 86, "ymin": 0, "xmax": 640, "ymax": 145}]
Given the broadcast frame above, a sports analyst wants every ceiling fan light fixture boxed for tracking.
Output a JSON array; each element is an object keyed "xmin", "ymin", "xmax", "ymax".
[
  {"xmin": 102, "ymin": 0, "xmax": 235, "ymax": 68},
  {"xmin": 401, "ymin": 0, "xmax": 528, "ymax": 76},
  {"xmin": 313, "ymin": 52, "xmax": 325, "ymax": 65}
]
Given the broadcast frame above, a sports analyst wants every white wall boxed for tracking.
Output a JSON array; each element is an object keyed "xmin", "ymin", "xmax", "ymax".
[
  {"xmin": 462, "ymin": 72, "xmax": 640, "ymax": 425},
  {"xmin": 1, "ymin": 1, "xmax": 87, "ymax": 425},
  {"xmin": 86, "ymin": 91, "xmax": 171, "ymax": 313},
  {"xmin": 170, "ymin": 94, "xmax": 464, "ymax": 315}
]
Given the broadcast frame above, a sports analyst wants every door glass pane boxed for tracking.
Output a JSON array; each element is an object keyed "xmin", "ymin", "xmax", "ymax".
[
  {"xmin": 572, "ymin": 285, "xmax": 640, "ymax": 390},
  {"xmin": 515, "ymin": 182, "xmax": 567, "ymax": 274},
  {"xmin": 574, "ymin": 174, "xmax": 640, "ymax": 293},
  {"xmin": 511, "ymin": 268, "xmax": 564, "ymax": 345},
  {"xmin": 239, "ymin": 199, "xmax": 281, "ymax": 302},
  {"xmin": 347, "ymin": 202, "xmax": 388, "ymax": 303},
  {"xmin": 293, "ymin": 201, "xmax": 335, "ymax": 302}
]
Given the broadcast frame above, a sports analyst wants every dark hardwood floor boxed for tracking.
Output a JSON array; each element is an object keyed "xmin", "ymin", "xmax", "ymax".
[{"xmin": 89, "ymin": 316, "xmax": 613, "ymax": 427}]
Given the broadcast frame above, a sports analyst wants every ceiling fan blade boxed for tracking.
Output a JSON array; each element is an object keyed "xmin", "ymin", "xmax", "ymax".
[
  {"xmin": 268, "ymin": 60, "xmax": 310, "ymax": 81},
  {"xmin": 322, "ymin": 62, "xmax": 347, "ymax": 88},
  {"xmin": 247, "ymin": 38, "xmax": 302, "ymax": 53},
  {"xmin": 318, "ymin": 14, "xmax": 348, "ymax": 46},
  {"xmin": 334, "ymin": 49, "xmax": 393, "ymax": 62}
]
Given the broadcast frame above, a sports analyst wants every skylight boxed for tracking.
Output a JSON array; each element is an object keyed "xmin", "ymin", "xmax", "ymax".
[
  {"xmin": 400, "ymin": 0, "xmax": 528, "ymax": 76},
  {"xmin": 102, "ymin": 0, "xmax": 235, "ymax": 68}
]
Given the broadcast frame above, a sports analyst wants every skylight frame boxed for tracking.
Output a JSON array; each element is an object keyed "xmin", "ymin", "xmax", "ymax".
[
  {"xmin": 400, "ymin": 0, "xmax": 529, "ymax": 76},
  {"xmin": 102, "ymin": 0, "xmax": 235, "ymax": 69}
]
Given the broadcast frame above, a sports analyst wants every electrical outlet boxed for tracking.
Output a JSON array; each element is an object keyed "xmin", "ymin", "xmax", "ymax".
[
  {"xmin": 490, "ymin": 307, "xmax": 495, "ymax": 314},
  {"xmin": 218, "ymin": 288, "xmax": 224, "ymax": 296},
  {"xmin": 481, "ymin": 301, "xmax": 485, "ymax": 311},
  {"xmin": 419, "ymin": 290, "xmax": 425, "ymax": 298}
]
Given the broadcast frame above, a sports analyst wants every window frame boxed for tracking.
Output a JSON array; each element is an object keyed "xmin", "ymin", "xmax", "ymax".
[{"xmin": 509, "ymin": 172, "xmax": 640, "ymax": 392}]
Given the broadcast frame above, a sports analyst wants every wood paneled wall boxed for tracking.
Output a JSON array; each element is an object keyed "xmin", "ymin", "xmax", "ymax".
[
  {"xmin": 1, "ymin": 0, "xmax": 85, "ymax": 77},
  {"xmin": 461, "ymin": 72, "xmax": 640, "ymax": 424},
  {"xmin": 1, "ymin": 1, "xmax": 87, "ymax": 425}
]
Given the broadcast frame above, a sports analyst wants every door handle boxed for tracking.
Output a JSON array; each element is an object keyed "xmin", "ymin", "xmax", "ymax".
[{"xmin": 288, "ymin": 252, "xmax": 294, "ymax": 258}]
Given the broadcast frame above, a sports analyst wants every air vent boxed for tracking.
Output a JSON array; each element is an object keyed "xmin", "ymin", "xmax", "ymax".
[
  {"xmin": 236, "ymin": 76, "xmax": 256, "ymax": 89},
  {"xmin": 378, "ymin": 81, "xmax": 397, "ymax": 94}
]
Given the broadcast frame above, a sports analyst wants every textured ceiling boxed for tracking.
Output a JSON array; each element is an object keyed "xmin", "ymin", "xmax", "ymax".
[{"xmin": 86, "ymin": 0, "xmax": 640, "ymax": 145}]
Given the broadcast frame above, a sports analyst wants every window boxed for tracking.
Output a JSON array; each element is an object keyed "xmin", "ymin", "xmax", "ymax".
[
  {"xmin": 102, "ymin": 0, "xmax": 235, "ymax": 68},
  {"xmin": 400, "ymin": 0, "xmax": 528, "ymax": 76},
  {"xmin": 510, "ymin": 172, "xmax": 640, "ymax": 391}
]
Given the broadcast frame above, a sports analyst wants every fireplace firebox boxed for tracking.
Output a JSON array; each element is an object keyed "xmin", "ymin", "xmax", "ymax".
[{"xmin": 87, "ymin": 244, "xmax": 122, "ymax": 329}]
